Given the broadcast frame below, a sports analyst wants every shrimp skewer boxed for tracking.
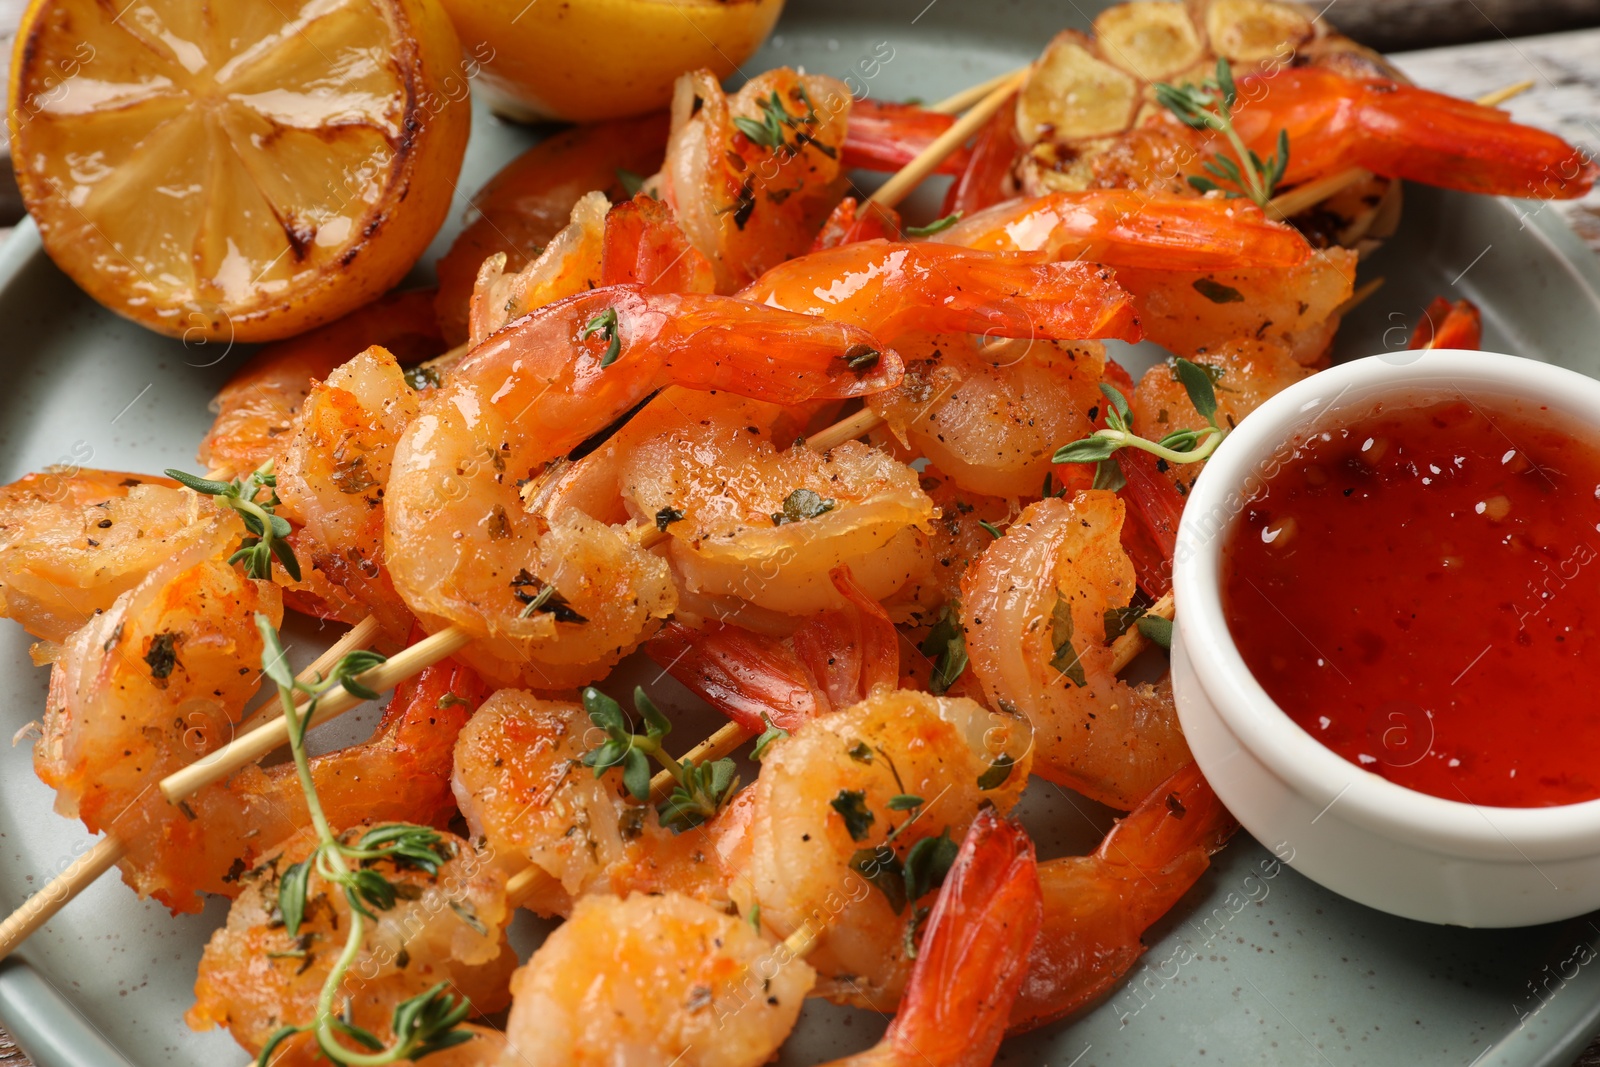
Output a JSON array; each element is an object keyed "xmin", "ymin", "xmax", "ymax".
[
  {"xmin": 0, "ymin": 615, "xmax": 377, "ymax": 959},
  {"xmin": 384, "ymin": 285, "xmax": 899, "ymax": 690},
  {"xmin": 496, "ymin": 807, "xmax": 1040, "ymax": 1067}
]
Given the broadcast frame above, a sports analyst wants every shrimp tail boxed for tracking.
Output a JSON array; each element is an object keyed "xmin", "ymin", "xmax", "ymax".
[
  {"xmin": 791, "ymin": 566, "xmax": 900, "ymax": 708},
  {"xmin": 939, "ymin": 191, "xmax": 1311, "ymax": 272},
  {"xmin": 647, "ymin": 618, "xmax": 828, "ymax": 732},
  {"xmin": 600, "ymin": 193, "xmax": 716, "ymax": 293},
  {"xmin": 1235, "ymin": 68, "xmax": 1597, "ymax": 200},
  {"xmin": 841, "ymin": 98, "xmax": 971, "ymax": 176},
  {"xmin": 646, "ymin": 567, "xmax": 897, "ymax": 731},
  {"xmin": 825, "ymin": 807, "xmax": 1043, "ymax": 1067},
  {"xmin": 1009, "ymin": 761, "xmax": 1237, "ymax": 1032},
  {"xmin": 1407, "ymin": 296, "xmax": 1482, "ymax": 352},
  {"xmin": 942, "ymin": 91, "xmax": 1022, "ymax": 217},
  {"xmin": 743, "ymin": 243, "xmax": 1143, "ymax": 343},
  {"xmin": 812, "ymin": 197, "xmax": 904, "ymax": 250}
]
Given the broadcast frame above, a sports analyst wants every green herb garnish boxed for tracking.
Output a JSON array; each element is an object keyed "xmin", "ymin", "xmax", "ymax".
[
  {"xmin": 1052, "ymin": 360, "xmax": 1226, "ymax": 469},
  {"xmin": 919, "ymin": 601, "xmax": 968, "ymax": 696},
  {"xmin": 1049, "ymin": 597, "xmax": 1088, "ymax": 688},
  {"xmin": 831, "ymin": 789, "xmax": 876, "ymax": 842},
  {"xmin": 1154, "ymin": 58, "xmax": 1289, "ymax": 210},
  {"xmin": 580, "ymin": 307, "xmax": 622, "ymax": 367},
  {"xmin": 580, "ymin": 687, "xmax": 740, "ymax": 832},
  {"xmin": 772, "ymin": 488, "xmax": 836, "ymax": 525},
  {"xmin": 752, "ymin": 713, "xmax": 789, "ymax": 760},
  {"xmin": 167, "ymin": 460, "xmax": 300, "ymax": 582},
  {"xmin": 251, "ymin": 618, "xmax": 473, "ymax": 1067},
  {"xmin": 905, "ymin": 211, "xmax": 963, "ymax": 237},
  {"xmin": 1137, "ymin": 615, "xmax": 1174, "ymax": 649}
]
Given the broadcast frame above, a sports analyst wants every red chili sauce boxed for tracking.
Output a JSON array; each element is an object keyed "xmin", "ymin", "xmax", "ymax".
[{"xmin": 1222, "ymin": 396, "xmax": 1600, "ymax": 807}]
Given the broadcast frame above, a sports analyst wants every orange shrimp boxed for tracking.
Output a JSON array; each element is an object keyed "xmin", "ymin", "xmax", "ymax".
[
  {"xmin": 499, "ymin": 889, "xmax": 815, "ymax": 1067},
  {"xmin": 1228, "ymin": 67, "xmax": 1597, "ymax": 199},
  {"xmin": 36, "ymin": 508, "xmax": 282, "ymax": 898},
  {"xmin": 646, "ymin": 566, "xmax": 900, "ymax": 733},
  {"xmin": 1408, "ymin": 296, "xmax": 1483, "ymax": 351},
  {"xmin": 942, "ymin": 92, "xmax": 1023, "ymax": 217},
  {"xmin": 811, "ymin": 196, "xmax": 904, "ymax": 250},
  {"xmin": 864, "ymin": 330, "xmax": 1113, "ymax": 499},
  {"xmin": 274, "ymin": 344, "xmax": 424, "ymax": 645},
  {"xmin": 660, "ymin": 68, "xmax": 851, "ymax": 291},
  {"xmin": 188, "ymin": 827, "xmax": 516, "ymax": 1058},
  {"xmin": 961, "ymin": 491, "xmax": 1190, "ymax": 809},
  {"xmin": 841, "ymin": 97, "xmax": 971, "ymax": 176},
  {"xmin": 197, "ymin": 289, "xmax": 441, "ymax": 478},
  {"xmin": 738, "ymin": 240, "xmax": 1142, "ymax": 344},
  {"xmin": 130, "ymin": 650, "xmax": 485, "ymax": 914},
  {"xmin": 383, "ymin": 286, "xmax": 900, "ymax": 689},
  {"xmin": 1012, "ymin": 762, "xmax": 1236, "ymax": 1031},
  {"xmin": 0, "ymin": 469, "xmax": 207, "ymax": 643},
  {"xmin": 434, "ymin": 112, "xmax": 671, "ymax": 344},
  {"xmin": 821, "ymin": 807, "xmax": 1043, "ymax": 1067},
  {"xmin": 935, "ymin": 190, "xmax": 1311, "ymax": 273},
  {"xmin": 451, "ymin": 688, "xmax": 751, "ymax": 916},
  {"xmin": 469, "ymin": 190, "xmax": 715, "ymax": 344}
]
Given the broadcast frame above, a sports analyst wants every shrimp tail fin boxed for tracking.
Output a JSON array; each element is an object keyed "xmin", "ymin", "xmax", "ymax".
[
  {"xmin": 646, "ymin": 567, "xmax": 897, "ymax": 732},
  {"xmin": 645, "ymin": 619, "xmax": 828, "ymax": 732},
  {"xmin": 791, "ymin": 566, "xmax": 900, "ymax": 708},
  {"xmin": 1407, "ymin": 297, "xmax": 1482, "ymax": 352},
  {"xmin": 828, "ymin": 807, "xmax": 1043, "ymax": 1067},
  {"xmin": 1010, "ymin": 761, "xmax": 1237, "ymax": 1032}
]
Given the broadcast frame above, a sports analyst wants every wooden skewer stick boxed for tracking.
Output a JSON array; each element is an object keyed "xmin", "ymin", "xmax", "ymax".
[
  {"xmin": 930, "ymin": 67, "xmax": 1028, "ymax": 115},
  {"xmin": 1335, "ymin": 275, "xmax": 1385, "ymax": 317},
  {"xmin": 0, "ymin": 620, "xmax": 380, "ymax": 963},
  {"xmin": 159, "ymin": 625, "xmax": 470, "ymax": 803},
  {"xmin": 1266, "ymin": 81, "xmax": 1535, "ymax": 221},
  {"xmin": 869, "ymin": 70, "xmax": 1028, "ymax": 209}
]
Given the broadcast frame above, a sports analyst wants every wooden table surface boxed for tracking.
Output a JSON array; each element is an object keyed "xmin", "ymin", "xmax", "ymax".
[{"xmin": 3, "ymin": 6, "xmax": 1600, "ymax": 1067}]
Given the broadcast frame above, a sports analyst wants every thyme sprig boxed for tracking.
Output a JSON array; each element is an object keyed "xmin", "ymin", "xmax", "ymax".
[
  {"xmin": 580, "ymin": 687, "xmax": 740, "ymax": 832},
  {"xmin": 1052, "ymin": 359, "xmax": 1226, "ymax": 469},
  {"xmin": 580, "ymin": 308, "xmax": 622, "ymax": 368},
  {"xmin": 166, "ymin": 460, "xmax": 300, "ymax": 582},
  {"xmin": 251, "ymin": 618, "xmax": 471, "ymax": 1066},
  {"xmin": 1155, "ymin": 58, "xmax": 1289, "ymax": 210}
]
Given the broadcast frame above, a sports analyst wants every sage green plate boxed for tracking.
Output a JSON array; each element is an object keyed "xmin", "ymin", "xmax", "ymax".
[{"xmin": 5, "ymin": 1, "xmax": 1600, "ymax": 1064}]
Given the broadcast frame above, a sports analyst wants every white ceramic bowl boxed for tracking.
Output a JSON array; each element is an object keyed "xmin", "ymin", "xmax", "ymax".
[{"xmin": 1172, "ymin": 349, "xmax": 1600, "ymax": 927}]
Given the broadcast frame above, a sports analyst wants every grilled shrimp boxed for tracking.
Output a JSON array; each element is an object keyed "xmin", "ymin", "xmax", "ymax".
[
  {"xmin": 865, "ymin": 331, "xmax": 1112, "ymax": 500},
  {"xmin": 935, "ymin": 190, "xmax": 1311, "ymax": 273},
  {"xmin": 198, "ymin": 289, "xmax": 442, "ymax": 478},
  {"xmin": 435, "ymin": 113, "xmax": 671, "ymax": 344},
  {"xmin": 274, "ymin": 344, "xmax": 423, "ymax": 643},
  {"xmin": 1115, "ymin": 248, "xmax": 1357, "ymax": 364},
  {"xmin": 132, "ymin": 652, "xmax": 483, "ymax": 913},
  {"xmin": 383, "ymin": 286, "xmax": 898, "ymax": 689},
  {"xmin": 35, "ymin": 501, "xmax": 282, "ymax": 904},
  {"xmin": 469, "ymin": 190, "xmax": 715, "ymax": 345},
  {"xmin": 659, "ymin": 68, "xmax": 851, "ymax": 292},
  {"xmin": 961, "ymin": 491, "xmax": 1190, "ymax": 809},
  {"xmin": 0, "ymin": 470, "xmax": 210, "ymax": 643},
  {"xmin": 499, "ymin": 891, "xmax": 815, "ymax": 1067},
  {"xmin": 1013, "ymin": 761, "xmax": 1235, "ymax": 1031},
  {"xmin": 730, "ymin": 688, "xmax": 1033, "ymax": 1007},
  {"xmin": 188, "ymin": 826, "xmax": 516, "ymax": 1057},
  {"xmin": 821, "ymin": 808, "xmax": 1043, "ymax": 1067},
  {"xmin": 615, "ymin": 390, "xmax": 933, "ymax": 618},
  {"xmin": 738, "ymin": 240, "xmax": 1143, "ymax": 344}
]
